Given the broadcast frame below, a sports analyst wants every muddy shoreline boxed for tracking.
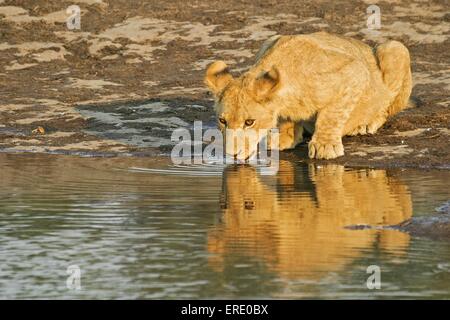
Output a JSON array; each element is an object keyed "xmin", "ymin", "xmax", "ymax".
[
  {"xmin": 1, "ymin": 95, "xmax": 449, "ymax": 170},
  {"xmin": 347, "ymin": 209, "xmax": 450, "ymax": 242},
  {"xmin": 0, "ymin": 0, "xmax": 449, "ymax": 168}
]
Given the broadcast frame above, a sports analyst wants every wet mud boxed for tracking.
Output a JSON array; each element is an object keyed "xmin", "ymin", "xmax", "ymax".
[{"xmin": 0, "ymin": 0, "xmax": 449, "ymax": 167}]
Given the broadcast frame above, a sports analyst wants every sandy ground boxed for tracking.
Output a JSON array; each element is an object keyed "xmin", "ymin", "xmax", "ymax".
[{"xmin": 0, "ymin": 0, "xmax": 449, "ymax": 168}]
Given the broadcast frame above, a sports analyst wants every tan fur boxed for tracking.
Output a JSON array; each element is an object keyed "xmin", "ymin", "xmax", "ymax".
[
  {"xmin": 207, "ymin": 162, "xmax": 412, "ymax": 278},
  {"xmin": 205, "ymin": 32, "xmax": 412, "ymax": 159}
]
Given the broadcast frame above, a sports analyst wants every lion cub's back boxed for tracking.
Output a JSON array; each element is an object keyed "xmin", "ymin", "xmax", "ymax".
[{"xmin": 254, "ymin": 32, "xmax": 376, "ymax": 71}]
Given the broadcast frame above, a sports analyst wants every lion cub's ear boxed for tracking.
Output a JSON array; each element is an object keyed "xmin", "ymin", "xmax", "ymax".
[
  {"xmin": 253, "ymin": 66, "xmax": 280, "ymax": 101},
  {"xmin": 205, "ymin": 61, "xmax": 233, "ymax": 96}
]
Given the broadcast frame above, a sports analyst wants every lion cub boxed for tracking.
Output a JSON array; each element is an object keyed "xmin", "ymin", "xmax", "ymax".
[{"xmin": 205, "ymin": 32, "xmax": 412, "ymax": 160}]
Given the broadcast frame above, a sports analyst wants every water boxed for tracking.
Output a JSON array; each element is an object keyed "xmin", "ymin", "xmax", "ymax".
[{"xmin": 0, "ymin": 153, "xmax": 449, "ymax": 299}]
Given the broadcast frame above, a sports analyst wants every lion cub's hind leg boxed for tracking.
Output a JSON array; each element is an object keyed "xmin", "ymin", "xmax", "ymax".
[
  {"xmin": 347, "ymin": 111, "xmax": 388, "ymax": 136},
  {"xmin": 366, "ymin": 112, "xmax": 390, "ymax": 134},
  {"xmin": 348, "ymin": 41, "xmax": 412, "ymax": 138},
  {"xmin": 376, "ymin": 40, "xmax": 412, "ymax": 117},
  {"xmin": 347, "ymin": 124, "xmax": 369, "ymax": 136}
]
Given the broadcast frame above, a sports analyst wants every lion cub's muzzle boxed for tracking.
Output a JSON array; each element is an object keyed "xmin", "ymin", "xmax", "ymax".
[{"xmin": 224, "ymin": 129, "xmax": 261, "ymax": 162}]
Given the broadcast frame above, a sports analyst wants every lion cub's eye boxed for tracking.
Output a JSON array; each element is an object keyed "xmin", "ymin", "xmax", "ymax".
[
  {"xmin": 244, "ymin": 119, "xmax": 255, "ymax": 127},
  {"xmin": 218, "ymin": 117, "xmax": 227, "ymax": 125}
]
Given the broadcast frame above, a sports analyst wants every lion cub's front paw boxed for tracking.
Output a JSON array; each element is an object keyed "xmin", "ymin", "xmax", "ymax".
[
  {"xmin": 278, "ymin": 121, "xmax": 303, "ymax": 151},
  {"xmin": 308, "ymin": 139, "xmax": 344, "ymax": 159}
]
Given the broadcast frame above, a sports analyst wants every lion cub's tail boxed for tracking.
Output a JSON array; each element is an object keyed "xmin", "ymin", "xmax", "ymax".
[{"xmin": 375, "ymin": 40, "xmax": 413, "ymax": 117}]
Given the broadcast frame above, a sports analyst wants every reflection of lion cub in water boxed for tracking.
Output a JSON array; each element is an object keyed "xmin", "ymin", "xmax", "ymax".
[
  {"xmin": 207, "ymin": 162, "xmax": 412, "ymax": 278},
  {"xmin": 205, "ymin": 32, "xmax": 412, "ymax": 159}
]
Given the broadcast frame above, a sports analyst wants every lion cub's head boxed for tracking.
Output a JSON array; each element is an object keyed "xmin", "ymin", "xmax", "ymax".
[{"xmin": 205, "ymin": 61, "xmax": 281, "ymax": 160}]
